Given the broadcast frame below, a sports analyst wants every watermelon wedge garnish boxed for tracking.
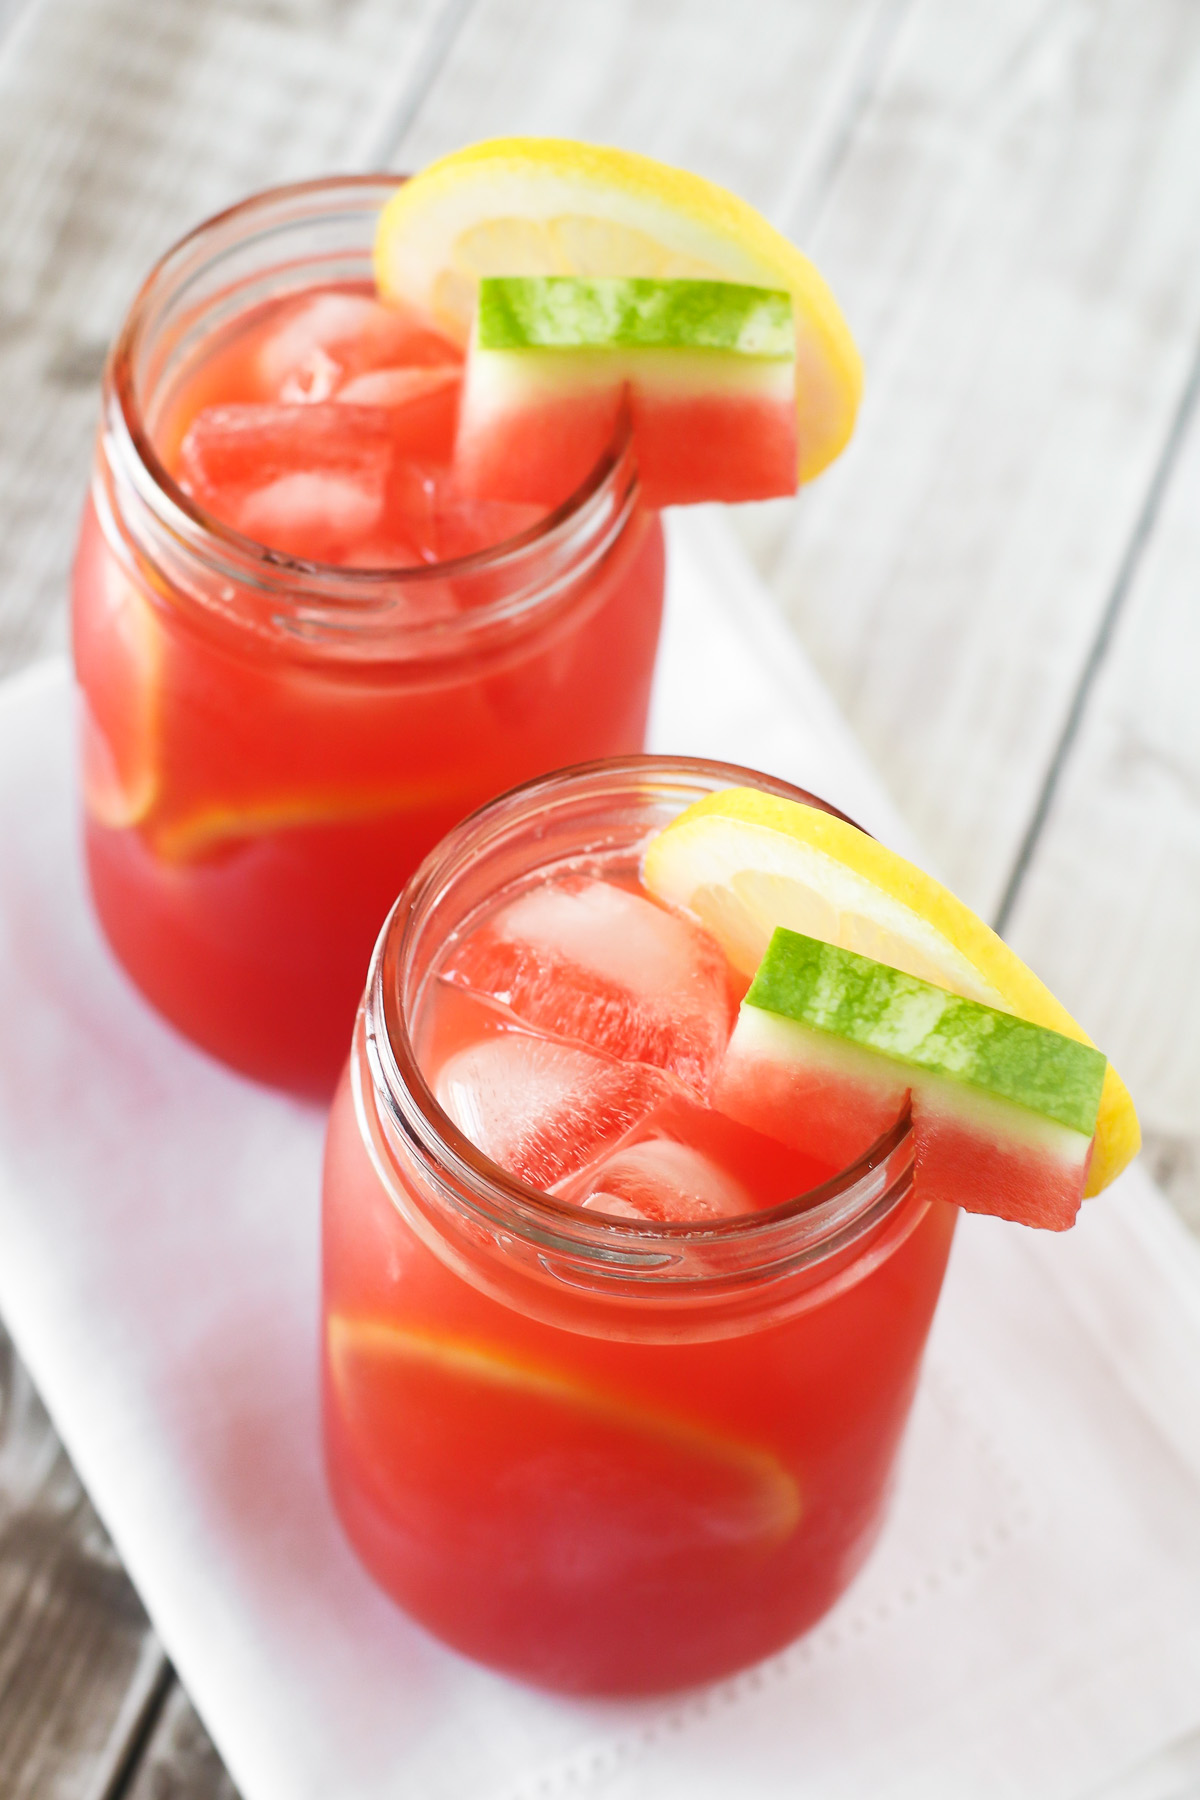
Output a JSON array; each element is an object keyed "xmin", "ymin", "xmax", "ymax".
[
  {"xmin": 716, "ymin": 928, "xmax": 1108, "ymax": 1231},
  {"xmin": 374, "ymin": 138, "xmax": 861, "ymax": 487},
  {"xmin": 455, "ymin": 276, "xmax": 798, "ymax": 508}
]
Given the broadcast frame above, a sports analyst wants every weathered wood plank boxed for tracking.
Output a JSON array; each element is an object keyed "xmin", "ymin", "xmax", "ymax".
[
  {"xmin": 0, "ymin": 0, "xmax": 458, "ymax": 677},
  {"xmin": 395, "ymin": 0, "xmax": 907, "ymax": 226},
  {"xmin": 1142, "ymin": 1134, "xmax": 1200, "ymax": 1241},
  {"xmin": 120, "ymin": 1681, "xmax": 242, "ymax": 1800},
  {"xmin": 0, "ymin": 1322, "xmax": 168, "ymax": 1800},
  {"xmin": 732, "ymin": 0, "xmax": 1200, "ymax": 928},
  {"xmin": 1002, "ymin": 367, "xmax": 1200, "ymax": 1138}
]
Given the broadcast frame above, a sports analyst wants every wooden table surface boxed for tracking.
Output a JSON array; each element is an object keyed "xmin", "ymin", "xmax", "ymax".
[{"xmin": 2, "ymin": 0, "xmax": 1199, "ymax": 1793}]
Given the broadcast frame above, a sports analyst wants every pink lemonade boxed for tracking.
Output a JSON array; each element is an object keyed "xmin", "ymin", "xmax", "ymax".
[
  {"xmin": 322, "ymin": 761, "xmax": 957, "ymax": 1694},
  {"xmin": 72, "ymin": 178, "xmax": 664, "ymax": 1093},
  {"xmin": 159, "ymin": 283, "xmax": 543, "ymax": 566}
]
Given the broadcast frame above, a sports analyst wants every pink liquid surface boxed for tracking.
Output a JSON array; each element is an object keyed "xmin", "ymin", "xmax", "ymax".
[{"xmin": 164, "ymin": 285, "xmax": 551, "ymax": 564}]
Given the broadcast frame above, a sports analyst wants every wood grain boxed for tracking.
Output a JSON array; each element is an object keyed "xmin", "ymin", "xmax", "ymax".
[
  {"xmin": 1003, "ymin": 370, "xmax": 1200, "ymax": 1136},
  {"xmin": 121, "ymin": 1683, "xmax": 241, "ymax": 1800},
  {"xmin": 0, "ymin": 0, "xmax": 456, "ymax": 677},
  {"xmin": 0, "ymin": 1322, "xmax": 168, "ymax": 1800},
  {"xmin": 394, "ymin": 0, "xmax": 907, "ymax": 222},
  {"xmin": 733, "ymin": 0, "xmax": 1200, "ymax": 927}
]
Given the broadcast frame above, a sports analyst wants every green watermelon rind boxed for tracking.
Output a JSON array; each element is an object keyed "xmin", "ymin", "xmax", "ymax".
[
  {"xmin": 477, "ymin": 276, "xmax": 794, "ymax": 357},
  {"xmin": 746, "ymin": 928, "xmax": 1107, "ymax": 1139},
  {"xmin": 730, "ymin": 1005, "xmax": 1093, "ymax": 1169}
]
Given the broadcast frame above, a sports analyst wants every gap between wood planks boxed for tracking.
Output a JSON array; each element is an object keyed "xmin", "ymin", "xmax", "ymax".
[
  {"xmin": 92, "ymin": 1656, "xmax": 174, "ymax": 1800},
  {"xmin": 775, "ymin": 0, "xmax": 916, "ymax": 244},
  {"xmin": 992, "ymin": 324, "xmax": 1200, "ymax": 941},
  {"xmin": 362, "ymin": 0, "xmax": 479, "ymax": 170}
]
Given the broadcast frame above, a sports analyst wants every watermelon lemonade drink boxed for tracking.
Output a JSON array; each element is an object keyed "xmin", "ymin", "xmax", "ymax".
[
  {"xmin": 72, "ymin": 141, "xmax": 869, "ymax": 1091},
  {"xmin": 322, "ymin": 759, "xmax": 958, "ymax": 1693},
  {"xmin": 72, "ymin": 176, "xmax": 664, "ymax": 1092}
]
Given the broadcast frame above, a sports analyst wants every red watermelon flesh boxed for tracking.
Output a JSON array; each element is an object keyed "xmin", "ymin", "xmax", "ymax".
[
  {"xmin": 714, "ymin": 930, "xmax": 1106, "ymax": 1232},
  {"xmin": 715, "ymin": 1004, "xmax": 908, "ymax": 1172},
  {"xmin": 454, "ymin": 277, "xmax": 798, "ymax": 510}
]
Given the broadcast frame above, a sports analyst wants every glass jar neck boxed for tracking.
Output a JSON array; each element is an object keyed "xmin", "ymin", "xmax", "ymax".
[
  {"xmin": 94, "ymin": 175, "xmax": 640, "ymax": 665},
  {"xmin": 357, "ymin": 756, "xmax": 925, "ymax": 1343}
]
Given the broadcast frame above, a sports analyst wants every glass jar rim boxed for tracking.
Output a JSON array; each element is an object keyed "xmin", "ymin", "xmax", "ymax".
[
  {"xmin": 100, "ymin": 172, "xmax": 640, "ymax": 634},
  {"xmin": 362, "ymin": 754, "xmax": 918, "ymax": 1294}
]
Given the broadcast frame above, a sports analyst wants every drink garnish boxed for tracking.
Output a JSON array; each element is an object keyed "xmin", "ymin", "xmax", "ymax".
[
  {"xmin": 374, "ymin": 136, "xmax": 861, "ymax": 486},
  {"xmin": 643, "ymin": 786, "xmax": 1139, "ymax": 1202},
  {"xmin": 456, "ymin": 275, "xmax": 797, "ymax": 506},
  {"xmin": 718, "ymin": 927, "xmax": 1107, "ymax": 1229}
]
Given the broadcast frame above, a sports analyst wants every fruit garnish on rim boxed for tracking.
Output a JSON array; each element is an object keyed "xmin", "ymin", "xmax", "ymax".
[
  {"xmin": 375, "ymin": 135, "xmax": 861, "ymax": 503},
  {"xmin": 643, "ymin": 787, "xmax": 1139, "ymax": 1227},
  {"xmin": 456, "ymin": 275, "xmax": 798, "ymax": 507},
  {"xmin": 719, "ymin": 929, "xmax": 1106, "ymax": 1231}
]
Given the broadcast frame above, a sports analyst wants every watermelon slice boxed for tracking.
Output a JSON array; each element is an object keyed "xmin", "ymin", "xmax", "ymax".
[
  {"xmin": 715, "ymin": 928, "xmax": 1108, "ymax": 1231},
  {"xmin": 455, "ymin": 276, "xmax": 797, "ymax": 508}
]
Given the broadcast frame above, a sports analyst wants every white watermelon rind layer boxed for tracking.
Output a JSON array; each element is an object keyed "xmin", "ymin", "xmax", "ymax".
[
  {"xmin": 462, "ymin": 342, "xmax": 797, "ymax": 406},
  {"xmin": 457, "ymin": 334, "xmax": 797, "ymax": 506},
  {"xmin": 721, "ymin": 1004, "xmax": 1093, "ymax": 1170},
  {"xmin": 717, "ymin": 1005, "xmax": 1094, "ymax": 1230}
]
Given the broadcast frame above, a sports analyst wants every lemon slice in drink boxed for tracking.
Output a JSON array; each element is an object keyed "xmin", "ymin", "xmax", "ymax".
[
  {"xmin": 75, "ymin": 554, "xmax": 161, "ymax": 829},
  {"xmin": 643, "ymin": 788, "xmax": 1140, "ymax": 1195},
  {"xmin": 328, "ymin": 1317, "xmax": 800, "ymax": 1551},
  {"xmin": 375, "ymin": 137, "xmax": 861, "ymax": 483},
  {"xmin": 150, "ymin": 768, "xmax": 466, "ymax": 863}
]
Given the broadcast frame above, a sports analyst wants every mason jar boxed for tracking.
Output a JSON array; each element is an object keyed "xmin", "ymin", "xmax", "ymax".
[
  {"xmin": 72, "ymin": 177, "xmax": 664, "ymax": 1094},
  {"xmin": 322, "ymin": 757, "xmax": 956, "ymax": 1694}
]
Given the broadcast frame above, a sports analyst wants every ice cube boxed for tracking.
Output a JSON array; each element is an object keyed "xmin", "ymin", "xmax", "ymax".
[
  {"xmin": 433, "ymin": 491, "xmax": 546, "ymax": 560},
  {"xmin": 179, "ymin": 403, "xmax": 395, "ymax": 498},
  {"xmin": 279, "ymin": 345, "xmax": 342, "ymax": 405},
  {"xmin": 335, "ymin": 366, "xmax": 460, "ymax": 408},
  {"xmin": 434, "ymin": 1032, "xmax": 666, "ymax": 1190},
  {"xmin": 236, "ymin": 471, "xmax": 385, "ymax": 562},
  {"xmin": 338, "ymin": 533, "xmax": 429, "ymax": 571},
  {"xmin": 385, "ymin": 462, "xmax": 543, "ymax": 563},
  {"xmin": 575, "ymin": 1138, "xmax": 755, "ymax": 1223},
  {"xmin": 258, "ymin": 291, "xmax": 459, "ymax": 399},
  {"xmin": 178, "ymin": 403, "xmax": 398, "ymax": 556},
  {"xmin": 342, "ymin": 366, "xmax": 462, "ymax": 466},
  {"xmin": 443, "ymin": 877, "xmax": 738, "ymax": 1092}
]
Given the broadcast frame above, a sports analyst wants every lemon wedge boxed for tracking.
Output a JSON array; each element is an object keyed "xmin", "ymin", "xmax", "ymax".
[
  {"xmin": 643, "ymin": 788, "xmax": 1139, "ymax": 1195},
  {"xmin": 375, "ymin": 137, "xmax": 861, "ymax": 483},
  {"xmin": 76, "ymin": 554, "xmax": 161, "ymax": 830}
]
